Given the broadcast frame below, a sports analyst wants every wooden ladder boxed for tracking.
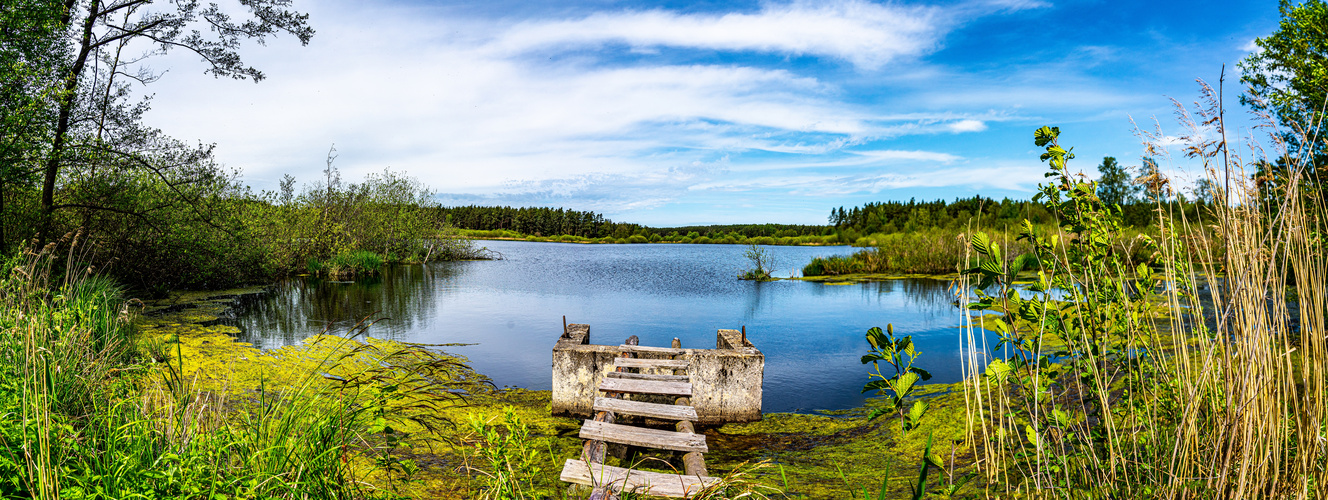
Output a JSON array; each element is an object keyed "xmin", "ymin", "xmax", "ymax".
[{"xmin": 560, "ymin": 336, "xmax": 717, "ymax": 498}]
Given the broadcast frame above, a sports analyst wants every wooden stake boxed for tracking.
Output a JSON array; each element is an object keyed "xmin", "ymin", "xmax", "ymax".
[
  {"xmin": 741, "ymin": 326, "xmax": 746, "ymax": 346},
  {"xmin": 562, "ymin": 315, "xmax": 568, "ymax": 338}
]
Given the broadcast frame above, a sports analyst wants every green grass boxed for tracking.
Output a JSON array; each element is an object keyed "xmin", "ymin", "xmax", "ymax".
[{"xmin": 0, "ymin": 244, "xmax": 490, "ymax": 499}]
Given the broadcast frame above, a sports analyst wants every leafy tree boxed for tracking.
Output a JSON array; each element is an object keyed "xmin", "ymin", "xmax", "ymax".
[
  {"xmin": 1095, "ymin": 156, "xmax": 1138, "ymax": 206},
  {"xmin": 0, "ymin": 0, "xmax": 65, "ymax": 251},
  {"xmin": 36, "ymin": 0, "xmax": 314, "ymax": 241},
  {"xmin": 1240, "ymin": 0, "xmax": 1328, "ymax": 197}
]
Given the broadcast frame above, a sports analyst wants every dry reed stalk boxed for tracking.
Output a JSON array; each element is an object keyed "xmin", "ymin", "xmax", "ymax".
[{"xmin": 961, "ymin": 81, "xmax": 1328, "ymax": 498}]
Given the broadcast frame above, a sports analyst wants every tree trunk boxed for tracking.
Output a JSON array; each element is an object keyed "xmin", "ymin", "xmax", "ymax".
[{"xmin": 39, "ymin": 0, "xmax": 97, "ymax": 244}]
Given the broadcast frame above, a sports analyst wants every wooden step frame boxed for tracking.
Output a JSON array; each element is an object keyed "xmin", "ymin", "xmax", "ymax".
[
  {"xmin": 593, "ymin": 397, "xmax": 698, "ymax": 421},
  {"xmin": 599, "ymin": 377, "xmax": 692, "ymax": 397},
  {"xmin": 559, "ymin": 459, "xmax": 716, "ymax": 498},
  {"xmin": 607, "ymin": 371, "xmax": 690, "ymax": 382},
  {"xmin": 579, "ymin": 419, "xmax": 708, "ymax": 453},
  {"xmin": 614, "ymin": 357, "xmax": 689, "ymax": 370}
]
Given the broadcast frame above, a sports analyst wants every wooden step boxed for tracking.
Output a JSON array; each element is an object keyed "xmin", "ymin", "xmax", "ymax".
[
  {"xmin": 594, "ymin": 397, "xmax": 698, "ymax": 421},
  {"xmin": 600, "ymin": 377, "xmax": 692, "ymax": 397},
  {"xmin": 579, "ymin": 420, "xmax": 708, "ymax": 452},
  {"xmin": 619, "ymin": 344, "xmax": 687, "ymax": 355},
  {"xmin": 559, "ymin": 459, "xmax": 717, "ymax": 498},
  {"xmin": 607, "ymin": 371, "xmax": 690, "ymax": 382},
  {"xmin": 614, "ymin": 357, "xmax": 688, "ymax": 370}
]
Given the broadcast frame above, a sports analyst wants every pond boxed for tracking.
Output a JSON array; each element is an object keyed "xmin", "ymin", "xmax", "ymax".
[{"xmin": 226, "ymin": 240, "xmax": 973, "ymax": 413}]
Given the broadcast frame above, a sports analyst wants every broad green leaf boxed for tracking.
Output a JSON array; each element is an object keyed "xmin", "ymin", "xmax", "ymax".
[
  {"xmin": 866, "ymin": 326, "xmax": 885, "ymax": 349},
  {"xmin": 909, "ymin": 399, "xmax": 930, "ymax": 426},
  {"xmin": 986, "ymin": 360, "xmax": 1011, "ymax": 382},
  {"xmin": 862, "ymin": 379, "xmax": 891, "ymax": 394},
  {"xmin": 970, "ymin": 232, "xmax": 992, "ymax": 256},
  {"xmin": 910, "ymin": 367, "xmax": 933, "ymax": 381},
  {"xmin": 894, "ymin": 371, "xmax": 920, "ymax": 397}
]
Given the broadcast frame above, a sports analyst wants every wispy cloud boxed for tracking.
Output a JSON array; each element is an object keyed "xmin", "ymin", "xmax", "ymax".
[
  {"xmin": 135, "ymin": 0, "xmax": 1265, "ymax": 224},
  {"xmin": 489, "ymin": 0, "xmax": 946, "ymax": 70}
]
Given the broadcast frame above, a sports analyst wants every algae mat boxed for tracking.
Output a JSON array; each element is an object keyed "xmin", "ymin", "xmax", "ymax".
[{"xmin": 135, "ymin": 288, "xmax": 976, "ymax": 499}]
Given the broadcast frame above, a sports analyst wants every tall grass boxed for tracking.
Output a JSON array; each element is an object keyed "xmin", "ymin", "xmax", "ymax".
[
  {"xmin": 960, "ymin": 88, "xmax": 1328, "ymax": 497},
  {"xmin": 0, "ymin": 239, "xmax": 484, "ymax": 499}
]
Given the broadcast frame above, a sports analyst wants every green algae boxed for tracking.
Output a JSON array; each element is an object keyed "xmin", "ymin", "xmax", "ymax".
[{"xmin": 136, "ymin": 288, "xmax": 980, "ymax": 499}]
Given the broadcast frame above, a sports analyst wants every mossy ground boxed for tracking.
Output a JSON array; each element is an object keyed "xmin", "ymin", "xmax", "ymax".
[{"xmin": 135, "ymin": 289, "xmax": 977, "ymax": 499}]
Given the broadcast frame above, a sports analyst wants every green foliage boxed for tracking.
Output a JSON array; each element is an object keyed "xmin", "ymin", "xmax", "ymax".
[
  {"xmin": 1095, "ymin": 156, "xmax": 1139, "ymax": 206},
  {"xmin": 963, "ymin": 126, "xmax": 1188, "ymax": 495},
  {"xmin": 860, "ymin": 324, "xmax": 933, "ymax": 430},
  {"xmin": 802, "ymin": 229, "xmax": 979, "ymax": 276},
  {"xmin": 739, "ymin": 242, "xmax": 774, "ymax": 280},
  {"xmin": 464, "ymin": 406, "xmax": 547, "ymax": 499}
]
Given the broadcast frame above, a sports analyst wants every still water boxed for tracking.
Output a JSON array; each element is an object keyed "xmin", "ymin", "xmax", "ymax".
[{"xmin": 226, "ymin": 240, "xmax": 969, "ymax": 413}]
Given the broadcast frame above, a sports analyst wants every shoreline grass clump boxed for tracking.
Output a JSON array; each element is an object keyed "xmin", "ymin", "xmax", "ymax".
[{"xmin": 0, "ymin": 239, "xmax": 497, "ymax": 499}]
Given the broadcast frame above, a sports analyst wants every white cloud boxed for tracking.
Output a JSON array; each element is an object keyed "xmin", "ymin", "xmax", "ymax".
[
  {"xmin": 131, "ymin": 0, "xmax": 1153, "ymax": 224},
  {"xmin": 489, "ymin": 0, "xmax": 946, "ymax": 70},
  {"xmin": 948, "ymin": 119, "xmax": 988, "ymax": 133}
]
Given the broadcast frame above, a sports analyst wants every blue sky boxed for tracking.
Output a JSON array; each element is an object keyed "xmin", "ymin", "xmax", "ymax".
[{"xmin": 146, "ymin": 0, "xmax": 1281, "ymax": 226}]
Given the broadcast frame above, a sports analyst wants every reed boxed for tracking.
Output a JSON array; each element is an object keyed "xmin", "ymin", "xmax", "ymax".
[{"xmin": 960, "ymin": 88, "xmax": 1328, "ymax": 497}]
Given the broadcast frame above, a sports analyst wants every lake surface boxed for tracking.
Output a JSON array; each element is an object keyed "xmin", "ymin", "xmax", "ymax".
[{"xmin": 226, "ymin": 240, "xmax": 971, "ymax": 413}]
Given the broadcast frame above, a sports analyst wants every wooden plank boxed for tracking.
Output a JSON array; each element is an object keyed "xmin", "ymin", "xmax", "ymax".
[
  {"xmin": 599, "ymin": 377, "xmax": 692, "ymax": 397},
  {"xmin": 607, "ymin": 371, "xmax": 690, "ymax": 382},
  {"xmin": 594, "ymin": 397, "xmax": 698, "ymax": 421},
  {"xmin": 619, "ymin": 344, "xmax": 686, "ymax": 355},
  {"xmin": 579, "ymin": 420, "xmax": 708, "ymax": 453},
  {"xmin": 614, "ymin": 357, "xmax": 688, "ymax": 369},
  {"xmin": 560, "ymin": 459, "xmax": 716, "ymax": 498}
]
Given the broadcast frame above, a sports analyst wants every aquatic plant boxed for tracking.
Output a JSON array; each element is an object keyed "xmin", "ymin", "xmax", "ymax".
[
  {"xmin": 861, "ymin": 324, "xmax": 933, "ymax": 431},
  {"xmin": 961, "ymin": 111, "xmax": 1328, "ymax": 496},
  {"xmin": 739, "ymin": 242, "xmax": 774, "ymax": 281},
  {"xmin": 463, "ymin": 406, "xmax": 547, "ymax": 499}
]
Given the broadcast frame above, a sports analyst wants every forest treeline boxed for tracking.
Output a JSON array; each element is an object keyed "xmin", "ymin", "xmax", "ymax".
[{"xmin": 440, "ymin": 205, "xmax": 832, "ymax": 241}]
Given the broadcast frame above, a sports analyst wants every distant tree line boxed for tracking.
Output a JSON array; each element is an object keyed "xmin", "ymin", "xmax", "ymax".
[
  {"xmin": 440, "ymin": 205, "xmax": 837, "ymax": 243},
  {"xmin": 438, "ymin": 205, "xmax": 645, "ymax": 239},
  {"xmin": 829, "ymin": 156, "xmax": 1217, "ymax": 241}
]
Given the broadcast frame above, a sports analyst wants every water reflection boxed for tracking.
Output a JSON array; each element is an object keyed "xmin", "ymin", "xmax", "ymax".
[
  {"xmin": 228, "ymin": 264, "xmax": 451, "ymax": 347},
  {"xmin": 228, "ymin": 240, "xmax": 976, "ymax": 413}
]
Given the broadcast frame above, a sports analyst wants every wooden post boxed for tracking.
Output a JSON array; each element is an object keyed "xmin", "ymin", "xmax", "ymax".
[
  {"xmin": 562, "ymin": 315, "xmax": 568, "ymax": 338},
  {"xmin": 741, "ymin": 325, "xmax": 746, "ymax": 346},
  {"xmin": 671, "ymin": 339, "xmax": 707, "ymax": 477}
]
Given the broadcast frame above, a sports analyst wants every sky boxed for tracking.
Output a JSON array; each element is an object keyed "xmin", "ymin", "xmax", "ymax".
[{"xmin": 143, "ymin": 0, "xmax": 1283, "ymax": 226}]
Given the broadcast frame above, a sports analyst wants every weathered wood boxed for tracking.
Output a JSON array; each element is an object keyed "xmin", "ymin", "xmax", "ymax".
[
  {"xmin": 618, "ymin": 344, "xmax": 686, "ymax": 355},
  {"xmin": 560, "ymin": 459, "xmax": 717, "ymax": 498},
  {"xmin": 593, "ymin": 397, "xmax": 698, "ymax": 421},
  {"xmin": 606, "ymin": 371, "xmax": 690, "ymax": 382},
  {"xmin": 579, "ymin": 420, "xmax": 708, "ymax": 453},
  {"xmin": 673, "ymin": 395, "xmax": 709, "ymax": 477},
  {"xmin": 580, "ymin": 409, "xmax": 615, "ymax": 463},
  {"xmin": 582, "ymin": 335, "xmax": 638, "ymax": 463},
  {"xmin": 599, "ymin": 377, "xmax": 692, "ymax": 397},
  {"xmin": 614, "ymin": 357, "xmax": 689, "ymax": 370},
  {"xmin": 675, "ymin": 420, "xmax": 708, "ymax": 477}
]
